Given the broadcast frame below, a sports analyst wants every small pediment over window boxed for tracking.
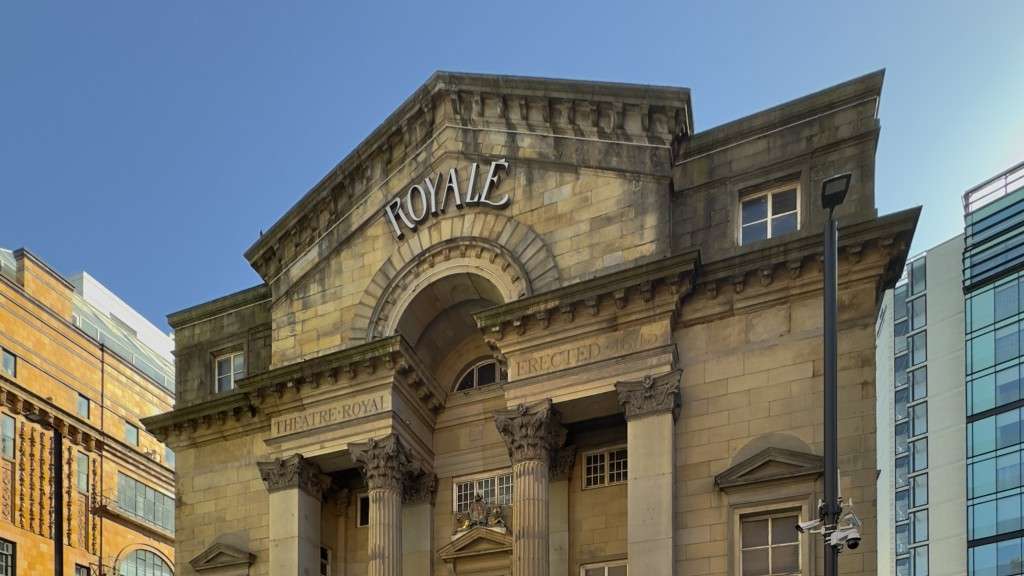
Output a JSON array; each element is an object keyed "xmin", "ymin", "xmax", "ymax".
[
  {"xmin": 438, "ymin": 525, "xmax": 513, "ymax": 561},
  {"xmin": 714, "ymin": 447, "xmax": 823, "ymax": 491},
  {"xmin": 190, "ymin": 542, "xmax": 256, "ymax": 574}
]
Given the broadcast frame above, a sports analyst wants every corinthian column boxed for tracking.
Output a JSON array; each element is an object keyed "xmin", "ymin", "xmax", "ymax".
[
  {"xmin": 616, "ymin": 370, "xmax": 682, "ymax": 576},
  {"xmin": 257, "ymin": 454, "xmax": 331, "ymax": 576},
  {"xmin": 494, "ymin": 400, "xmax": 567, "ymax": 576},
  {"xmin": 351, "ymin": 434, "xmax": 409, "ymax": 576}
]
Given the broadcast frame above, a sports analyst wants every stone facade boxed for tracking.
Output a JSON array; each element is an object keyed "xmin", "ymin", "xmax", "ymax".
[
  {"xmin": 0, "ymin": 249, "xmax": 175, "ymax": 574},
  {"xmin": 145, "ymin": 70, "xmax": 917, "ymax": 576}
]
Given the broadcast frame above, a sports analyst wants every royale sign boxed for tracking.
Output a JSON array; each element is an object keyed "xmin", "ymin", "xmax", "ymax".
[
  {"xmin": 383, "ymin": 158, "xmax": 511, "ymax": 239},
  {"xmin": 270, "ymin": 393, "xmax": 389, "ymax": 438}
]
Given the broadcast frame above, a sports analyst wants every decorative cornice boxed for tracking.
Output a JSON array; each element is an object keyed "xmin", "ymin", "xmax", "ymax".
[
  {"xmin": 616, "ymin": 370, "xmax": 682, "ymax": 421},
  {"xmin": 0, "ymin": 377, "xmax": 104, "ymax": 454},
  {"xmin": 244, "ymin": 72, "xmax": 692, "ymax": 283},
  {"xmin": 494, "ymin": 400, "xmax": 567, "ymax": 463},
  {"xmin": 350, "ymin": 434, "xmax": 412, "ymax": 492},
  {"xmin": 474, "ymin": 250, "xmax": 699, "ymax": 333},
  {"xmin": 550, "ymin": 445, "xmax": 577, "ymax": 481},
  {"xmin": 257, "ymin": 454, "xmax": 331, "ymax": 500},
  {"xmin": 167, "ymin": 283, "xmax": 270, "ymax": 329}
]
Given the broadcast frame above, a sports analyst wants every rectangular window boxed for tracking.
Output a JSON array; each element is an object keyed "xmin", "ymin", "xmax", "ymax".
[
  {"xmin": 911, "ymin": 402, "xmax": 927, "ymax": 437},
  {"xmin": 215, "ymin": 351, "xmax": 246, "ymax": 393},
  {"xmin": 581, "ymin": 561, "xmax": 627, "ymax": 576},
  {"xmin": 164, "ymin": 447, "xmax": 175, "ymax": 469},
  {"xmin": 76, "ymin": 452, "xmax": 88, "ymax": 493},
  {"xmin": 740, "ymin": 511, "xmax": 800, "ymax": 576},
  {"xmin": 910, "ymin": 333, "xmax": 927, "ymax": 366},
  {"xmin": 453, "ymin": 471, "xmax": 513, "ymax": 512},
  {"xmin": 357, "ymin": 494, "xmax": 370, "ymax": 527},
  {"xmin": 124, "ymin": 422, "xmax": 139, "ymax": 446},
  {"xmin": 896, "ymin": 489, "xmax": 909, "ymax": 522},
  {"xmin": 911, "ymin": 368, "xmax": 928, "ymax": 401},
  {"xmin": 910, "ymin": 258, "xmax": 926, "ymax": 295},
  {"xmin": 913, "ymin": 545, "xmax": 928, "ymax": 576},
  {"xmin": 909, "ymin": 297, "xmax": 927, "ymax": 331},
  {"xmin": 995, "ymin": 279, "xmax": 1020, "ymax": 322},
  {"xmin": 896, "ymin": 456, "xmax": 910, "ymax": 488},
  {"xmin": 0, "ymin": 350, "xmax": 14, "ymax": 378},
  {"xmin": 75, "ymin": 565, "xmax": 90, "ymax": 576},
  {"xmin": 319, "ymin": 546, "xmax": 331, "ymax": 576},
  {"xmin": 0, "ymin": 415, "xmax": 13, "ymax": 460},
  {"xmin": 895, "ymin": 388, "xmax": 909, "ymax": 422},
  {"xmin": 912, "ymin": 438, "xmax": 928, "ymax": 472},
  {"xmin": 76, "ymin": 394, "xmax": 90, "ymax": 419},
  {"xmin": 912, "ymin": 509, "xmax": 928, "ymax": 542},
  {"xmin": 0, "ymin": 538, "xmax": 13, "ymax": 576},
  {"xmin": 116, "ymin": 472, "xmax": 174, "ymax": 532},
  {"xmin": 912, "ymin": 474, "xmax": 928, "ymax": 508},
  {"xmin": 583, "ymin": 447, "xmax": 627, "ymax": 489},
  {"xmin": 740, "ymin": 185, "xmax": 799, "ymax": 246}
]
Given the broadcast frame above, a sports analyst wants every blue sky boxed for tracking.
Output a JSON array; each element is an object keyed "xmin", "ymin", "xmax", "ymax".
[{"xmin": 2, "ymin": 1, "xmax": 1022, "ymax": 331}]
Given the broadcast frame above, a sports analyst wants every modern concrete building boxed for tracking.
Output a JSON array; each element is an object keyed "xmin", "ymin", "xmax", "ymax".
[
  {"xmin": 963, "ymin": 162, "xmax": 1024, "ymax": 575},
  {"xmin": 0, "ymin": 248, "xmax": 175, "ymax": 575},
  {"xmin": 876, "ymin": 234, "xmax": 967, "ymax": 576},
  {"xmin": 144, "ymin": 70, "xmax": 918, "ymax": 576}
]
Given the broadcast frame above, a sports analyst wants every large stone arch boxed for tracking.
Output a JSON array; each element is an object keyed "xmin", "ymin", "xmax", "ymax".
[{"xmin": 350, "ymin": 213, "xmax": 559, "ymax": 344}]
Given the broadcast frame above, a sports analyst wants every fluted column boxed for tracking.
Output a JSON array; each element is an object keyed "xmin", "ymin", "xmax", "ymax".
[
  {"xmin": 495, "ymin": 400, "xmax": 567, "ymax": 576},
  {"xmin": 351, "ymin": 435, "xmax": 409, "ymax": 576},
  {"xmin": 616, "ymin": 370, "xmax": 682, "ymax": 576},
  {"xmin": 258, "ymin": 454, "xmax": 331, "ymax": 576}
]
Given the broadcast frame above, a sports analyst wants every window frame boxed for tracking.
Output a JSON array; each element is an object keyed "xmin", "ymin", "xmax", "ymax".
[
  {"xmin": 579, "ymin": 559, "xmax": 627, "ymax": 576},
  {"xmin": 0, "ymin": 537, "xmax": 14, "ymax": 576},
  {"xmin": 453, "ymin": 359, "xmax": 506, "ymax": 393},
  {"xmin": 739, "ymin": 510, "xmax": 802, "ymax": 576},
  {"xmin": 76, "ymin": 393, "xmax": 90, "ymax": 420},
  {"xmin": 214, "ymin": 350, "xmax": 246, "ymax": 394},
  {"xmin": 357, "ymin": 493, "xmax": 370, "ymax": 528},
  {"xmin": 124, "ymin": 422, "xmax": 140, "ymax": 446},
  {"xmin": 0, "ymin": 414, "xmax": 14, "ymax": 461},
  {"xmin": 452, "ymin": 468, "xmax": 514, "ymax": 513},
  {"xmin": 76, "ymin": 451, "xmax": 89, "ymax": 493},
  {"xmin": 582, "ymin": 445, "xmax": 628, "ymax": 490},
  {"xmin": 731, "ymin": 500, "xmax": 812, "ymax": 576},
  {"xmin": 738, "ymin": 183, "xmax": 801, "ymax": 246},
  {"xmin": 0, "ymin": 349, "xmax": 15, "ymax": 379}
]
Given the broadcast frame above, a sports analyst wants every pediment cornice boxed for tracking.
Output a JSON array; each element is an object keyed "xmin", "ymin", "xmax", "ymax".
[
  {"xmin": 244, "ymin": 72, "xmax": 692, "ymax": 284},
  {"xmin": 714, "ymin": 447, "xmax": 824, "ymax": 491},
  {"xmin": 189, "ymin": 542, "xmax": 256, "ymax": 571},
  {"xmin": 438, "ymin": 525, "xmax": 513, "ymax": 562}
]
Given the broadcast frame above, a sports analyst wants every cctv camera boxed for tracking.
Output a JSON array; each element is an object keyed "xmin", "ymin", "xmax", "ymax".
[
  {"xmin": 846, "ymin": 535, "xmax": 861, "ymax": 550},
  {"xmin": 796, "ymin": 519, "xmax": 821, "ymax": 534}
]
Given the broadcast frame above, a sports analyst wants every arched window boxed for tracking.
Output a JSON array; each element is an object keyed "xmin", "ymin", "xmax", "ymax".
[
  {"xmin": 119, "ymin": 550, "xmax": 172, "ymax": 576},
  {"xmin": 454, "ymin": 359, "xmax": 507, "ymax": 392}
]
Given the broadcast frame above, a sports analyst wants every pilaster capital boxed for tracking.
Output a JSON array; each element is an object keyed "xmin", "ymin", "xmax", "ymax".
[
  {"xmin": 256, "ymin": 454, "xmax": 332, "ymax": 500},
  {"xmin": 350, "ymin": 434, "xmax": 411, "ymax": 492},
  {"xmin": 616, "ymin": 370, "xmax": 682, "ymax": 421},
  {"xmin": 494, "ymin": 400, "xmax": 567, "ymax": 463},
  {"xmin": 403, "ymin": 471, "xmax": 438, "ymax": 505},
  {"xmin": 550, "ymin": 445, "xmax": 577, "ymax": 481}
]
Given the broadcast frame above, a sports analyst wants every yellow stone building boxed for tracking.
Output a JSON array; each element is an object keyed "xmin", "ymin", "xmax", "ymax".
[
  {"xmin": 0, "ymin": 248, "xmax": 175, "ymax": 575},
  {"xmin": 145, "ymin": 70, "xmax": 918, "ymax": 576}
]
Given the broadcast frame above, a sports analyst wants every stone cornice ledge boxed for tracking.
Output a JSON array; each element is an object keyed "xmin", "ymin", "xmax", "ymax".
[
  {"xmin": 697, "ymin": 208, "xmax": 919, "ymax": 297},
  {"xmin": 474, "ymin": 249, "xmax": 700, "ymax": 331}
]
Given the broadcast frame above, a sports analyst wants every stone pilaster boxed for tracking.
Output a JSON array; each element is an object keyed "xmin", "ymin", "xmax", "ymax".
[
  {"xmin": 257, "ymin": 454, "xmax": 330, "ymax": 576},
  {"xmin": 495, "ymin": 400, "xmax": 566, "ymax": 576},
  {"xmin": 616, "ymin": 370, "xmax": 681, "ymax": 576},
  {"xmin": 549, "ymin": 446, "xmax": 575, "ymax": 576},
  {"xmin": 351, "ymin": 435, "xmax": 409, "ymax": 576}
]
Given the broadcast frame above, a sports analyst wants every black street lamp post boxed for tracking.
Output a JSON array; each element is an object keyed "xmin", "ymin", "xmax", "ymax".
[{"xmin": 820, "ymin": 173, "xmax": 851, "ymax": 576}]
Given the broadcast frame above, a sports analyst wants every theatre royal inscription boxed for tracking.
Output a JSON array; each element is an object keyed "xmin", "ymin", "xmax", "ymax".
[
  {"xmin": 270, "ymin": 393, "xmax": 389, "ymax": 438},
  {"xmin": 384, "ymin": 158, "xmax": 511, "ymax": 239}
]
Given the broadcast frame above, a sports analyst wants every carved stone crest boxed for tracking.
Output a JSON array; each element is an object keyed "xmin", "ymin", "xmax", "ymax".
[
  {"xmin": 616, "ymin": 370, "xmax": 682, "ymax": 421},
  {"xmin": 453, "ymin": 493, "xmax": 508, "ymax": 535},
  {"xmin": 494, "ymin": 400, "xmax": 567, "ymax": 463},
  {"xmin": 256, "ymin": 454, "xmax": 331, "ymax": 500}
]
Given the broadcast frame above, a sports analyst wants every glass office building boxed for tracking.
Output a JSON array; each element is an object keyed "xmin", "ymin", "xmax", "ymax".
[
  {"xmin": 879, "ymin": 234, "xmax": 967, "ymax": 576},
  {"xmin": 964, "ymin": 162, "xmax": 1024, "ymax": 575}
]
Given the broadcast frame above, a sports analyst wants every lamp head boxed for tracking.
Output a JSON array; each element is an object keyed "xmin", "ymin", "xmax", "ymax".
[{"xmin": 821, "ymin": 173, "xmax": 851, "ymax": 211}]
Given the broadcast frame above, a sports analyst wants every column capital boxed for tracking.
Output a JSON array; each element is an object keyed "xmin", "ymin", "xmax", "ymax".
[
  {"xmin": 350, "ymin": 434, "xmax": 411, "ymax": 492},
  {"xmin": 550, "ymin": 445, "xmax": 577, "ymax": 481},
  {"xmin": 257, "ymin": 454, "xmax": 331, "ymax": 500},
  {"xmin": 403, "ymin": 470, "xmax": 438, "ymax": 505},
  {"xmin": 495, "ymin": 400, "xmax": 567, "ymax": 463},
  {"xmin": 616, "ymin": 370, "xmax": 682, "ymax": 421}
]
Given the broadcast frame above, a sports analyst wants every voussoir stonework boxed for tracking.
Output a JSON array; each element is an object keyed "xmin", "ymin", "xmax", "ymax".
[
  {"xmin": 494, "ymin": 400, "xmax": 567, "ymax": 463},
  {"xmin": 257, "ymin": 454, "xmax": 331, "ymax": 500},
  {"xmin": 615, "ymin": 369, "xmax": 682, "ymax": 421}
]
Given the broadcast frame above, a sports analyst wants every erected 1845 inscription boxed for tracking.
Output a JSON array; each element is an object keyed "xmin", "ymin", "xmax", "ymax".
[{"xmin": 271, "ymin": 393, "xmax": 389, "ymax": 438}]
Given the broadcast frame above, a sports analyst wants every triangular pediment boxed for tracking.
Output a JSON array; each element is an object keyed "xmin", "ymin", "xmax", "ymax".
[
  {"xmin": 438, "ymin": 526, "xmax": 513, "ymax": 561},
  {"xmin": 190, "ymin": 542, "xmax": 256, "ymax": 571},
  {"xmin": 715, "ymin": 447, "xmax": 823, "ymax": 491}
]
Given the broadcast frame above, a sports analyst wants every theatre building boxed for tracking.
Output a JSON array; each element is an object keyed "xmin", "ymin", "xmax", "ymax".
[{"xmin": 144, "ymin": 70, "xmax": 917, "ymax": 576}]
